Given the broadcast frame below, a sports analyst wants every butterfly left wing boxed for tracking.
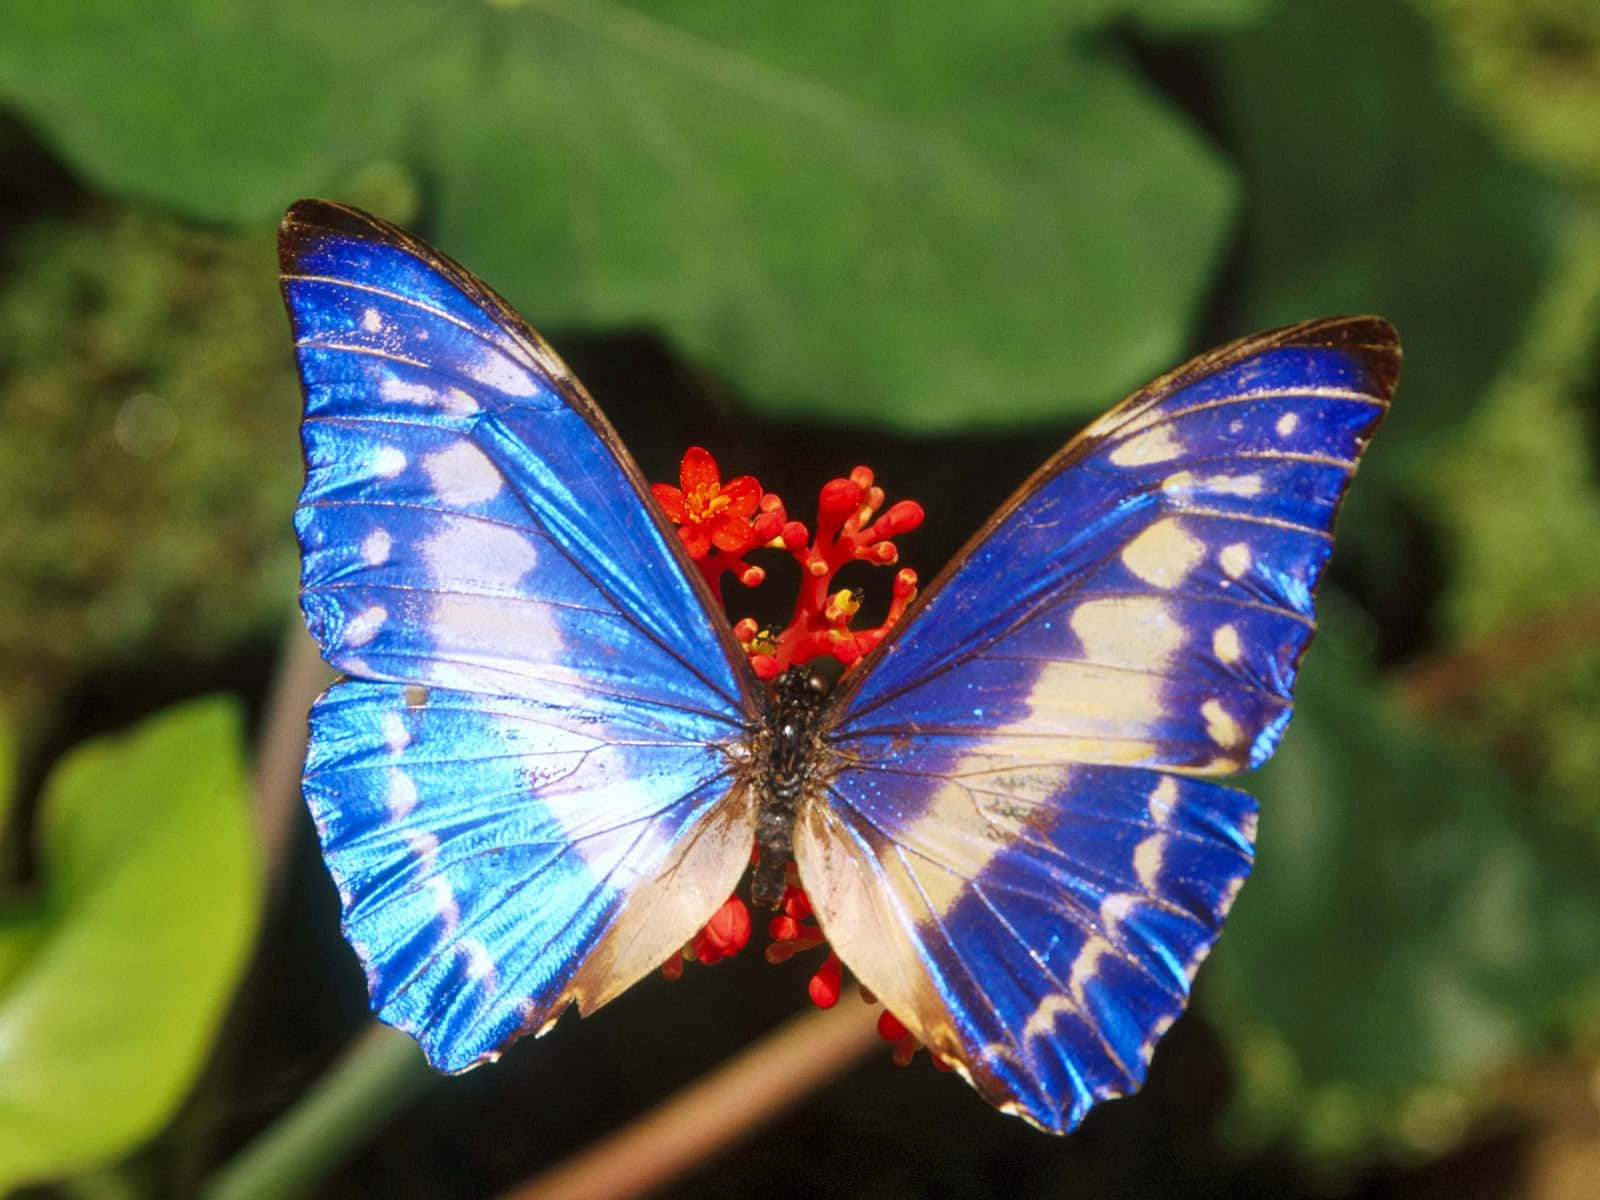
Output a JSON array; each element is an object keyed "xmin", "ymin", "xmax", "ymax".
[
  {"xmin": 282, "ymin": 201, "xmax": 761, "ymax": 1070},
  {"xmin": 797, "ymin": 318, "xmax": 1399, "ymax": 1130}
]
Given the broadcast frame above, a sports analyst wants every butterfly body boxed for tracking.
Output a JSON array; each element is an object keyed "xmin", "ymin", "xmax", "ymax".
[
  {"xmin": 281, "ymin": 199, "xmax": 1398, "ymax": 1132},
  {"xmin": 751, "ymin": 667, "xmax": 833, "ymax": 908}
]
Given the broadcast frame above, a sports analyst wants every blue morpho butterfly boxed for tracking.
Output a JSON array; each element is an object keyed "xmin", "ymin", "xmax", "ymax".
[{"xmin": 280, "ymin": 198, "xmax": 1399, "ymax": 1133}]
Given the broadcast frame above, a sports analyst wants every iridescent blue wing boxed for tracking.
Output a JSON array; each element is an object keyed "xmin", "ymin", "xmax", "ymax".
[
  {"xmin": 281, "ymin": 200, "xmax": 761, "ymax": 1071},
  {"xmin": 800, "ymin": 318, "xmax": 1399, "ymax": 1130}
]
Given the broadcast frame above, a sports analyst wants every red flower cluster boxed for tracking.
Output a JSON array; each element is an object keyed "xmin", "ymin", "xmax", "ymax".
[
  {"xmin": 653, "ymin": 447, "xmax": 924, "ymax": 679},
  {"xmin": 653, "ymin": 447, "xmax": 932, "ymax": 1062}
]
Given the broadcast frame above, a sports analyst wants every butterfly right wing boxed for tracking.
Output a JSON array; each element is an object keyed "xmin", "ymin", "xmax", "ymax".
[
  {"xmin": 799, "ymin": 318, "xmax": 1398, "ymax": 1130},
  {"xmin": 282, "ymin": 200, "xmax": 761, "ymax": 1070}
]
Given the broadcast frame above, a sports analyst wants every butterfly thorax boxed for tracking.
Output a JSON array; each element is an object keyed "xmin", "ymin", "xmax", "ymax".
[{"xmin": 751, "ymin": 667, "xmax": 832, "ymax": 909}]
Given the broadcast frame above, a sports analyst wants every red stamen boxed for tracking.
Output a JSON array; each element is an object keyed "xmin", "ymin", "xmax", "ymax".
[
  {"xmin": 808, "ymin": 953, "xmax": 843, "ymax": 1008},
  {"xmin": 703, "ymin": 896, "xmax": 752, "ymax": 955},
  {"xmin": 769, "ymin": 914, "xmax": 804, "ymax": 943},
  {"xmin": 782, "ymin": 886, "xmax": 812, "ymax": 921}
]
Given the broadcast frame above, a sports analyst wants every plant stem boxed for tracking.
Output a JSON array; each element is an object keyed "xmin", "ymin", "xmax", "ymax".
[
  {"xmin": 199, "ymin": 1023, "xmax": 434, "ymax": 1200},
  {"xmin": 504, "ymin": 991, "xmax": 882, "ymax": 1200}
]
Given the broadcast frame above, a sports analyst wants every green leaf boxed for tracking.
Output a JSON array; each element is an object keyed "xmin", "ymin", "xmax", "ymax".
[
  {"xmin": 1412, "ymin": 0, "xmax": 1600, "ymax": 182},
  {"xmin": 0, "ymin": 1, "xmax": 1237, "ymax": 429},
  {"xmin": 0, "ymin": 697, "xmax": 262, "ymax": 1190},
  {"xmin": 1068, "ymin": 0, "xmax": 1278, "ymax": 31},
  {"xmin": 1207, "ymin": 642, "xmax": 1600, "ymax": 1161},
  {"xmin": 1207, "ymin": 0, "xmax": 1563, "ymax": 465},
  {"xmin": 1422, "ymin": 209, "xmax": 1600, "ymax": 639},
  {"xmin": 1417, "ymin": 208, "xmax": 1600, "ymax": 849}
]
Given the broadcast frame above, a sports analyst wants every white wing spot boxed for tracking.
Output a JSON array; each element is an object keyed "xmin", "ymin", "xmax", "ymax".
[
  {"xmin": 424, "ymin": 441, "xmax": 503, "ymax": 506},
  {"xmin": 376, "ymin": 375, "xmax": 481, "ymax": 415},
  {"xmin": 1121, "ymin": 518, "xmax": 1205, "ymax": 589},
  {"xmin": 463, "ymin": 347, "xmax": 541, "ymax": 397},
  {"xmin": 1207, "ymin": 474, "xmax": 1263, "ymax": 498},
  {"xmin": 1201, "ymin": 698, "xmax": 1241, "ymax": 747},
  {"xmin": 1212, "ymin": 623, "xmax": 1242, "ymax": 664},
  {"xmin": 372, "ymin": 446, "xmax": 408, "ymax": 478},
  {"xmin": 1275, "ymin": 412, "xmax": 1300, "ymax": 437},
  {"xmin": 346, "ymin": 605, "xmax": 387, "ymax": 646},
  {"xmin": 407, "ymin": 832, "xmax": 440, "ymax": 867},
  {"xmin": 1070, "ymin": 596, "xmax": 1184, "ymax": 671},
  {"xmin": 1140, "ymin": 1014, "xmax": 1177, "ymax": 1064},
  {"xmin": 381, "ymin": 711, "xmax": 411, "ymax": 753},
  {"xmin": 386, "ymin": 767, "xmax": 418, "ymax": 818},
  {"xmin": 1069, "ymin": 935, "xmax": 1112, "ymax": 998},
  {"xmin": 1021, "ymin": 995, "xmax": 1074, "ymax": 1043},
  {"xmin": 460, "ymin": 937, "xmax": 499, "ymax": 989},
  {"xmin": 1148, "ymin": 776, "xmax": 1179, "ymax": 823},
  {"xmin": 379, "ymin": 376, "xmax": 435, "ymax": 407},
  {"xmin": 1218, "ymin": 542, "xmax": 1252, "ymax": 579},
  {"xmin": 1109, "ymin": 425, "xmax": 1184, "ymax": 467},
  {"xmin": 1133, "ymin": 834, "xmax": 1166, "ymax": 890},
  {"xmin": 1101, "ymin": 892, "xmax": 1139, "ymax": 929},
  {"xmin": 361, "ymin": 528, "xmax": 393, "ymax": 566},
  {"xmin": 422, "ymin": 516, "xmax": 541, "ymax": 593},
  {"xmin": 1163, "ymin": 471, "xmax": 1262, "ymax": 498},
  {"xmin": 427, "ymin": 875, "xmax": 460, "ymax": 933},
  {"xmin": 361, "ymin": 307, "xmax": 384, "ymax": 333}
]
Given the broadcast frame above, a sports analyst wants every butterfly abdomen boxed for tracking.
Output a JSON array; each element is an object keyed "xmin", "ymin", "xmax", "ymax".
[{"xmin": 752, "ymin": 668, "xmax": 835, "ymax": 908}]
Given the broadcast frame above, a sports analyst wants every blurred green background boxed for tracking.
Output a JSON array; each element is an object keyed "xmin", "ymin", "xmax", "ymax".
[{"xmin": 2, "ymin": 1, "xmax": 1599, "ymax": 1197}]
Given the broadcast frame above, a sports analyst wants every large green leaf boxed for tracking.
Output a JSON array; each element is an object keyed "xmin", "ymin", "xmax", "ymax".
[
  {"xmin": 1418, "ymin": 209, "xmax": 1600, "ymax": 849},
  {"xmin": 0, "ymin": 1, "xmax": 1238, "ymax": 429},
  {"xmin": 1069, "ymin": 0, "xmax": 1277, "ymax": 30},
  {"xmin": 0, "ymin": 697, "xmax": 261, "ymax": 1190},
  {"xmin": 1207, "ymin": 0, "xmax": 1562, "ymax": 466},
  {"xmin": 1208, "ymin": 642, "xmax": 1600, "ymax": 1160}
]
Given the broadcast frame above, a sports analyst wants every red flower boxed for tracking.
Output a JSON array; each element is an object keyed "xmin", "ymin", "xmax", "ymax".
[
  {"xmin": 652, "ymin": 446, "xmax": 763, "ymax": 560},
  {"xmin": 746, "ymin": 466, "xmax": 925, "ymax": 680}
]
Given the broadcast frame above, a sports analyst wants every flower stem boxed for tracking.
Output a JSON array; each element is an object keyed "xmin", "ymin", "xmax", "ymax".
[
  {"xmin": 506, "ymin": 992, "xmax": 881, "ymax": 1200},
  {"xmin": 199, "ymin": 1023, "xmax": 434, "ymax": 1200}
]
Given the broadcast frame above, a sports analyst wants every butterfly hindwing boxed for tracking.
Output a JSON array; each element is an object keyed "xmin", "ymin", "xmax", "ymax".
[
  {"xmin": 282, "ymin": 200, "xmax": 760, "ymax": 1069},
  {"xmin": 303, "ymin": 679, "xmax": 756, "ymax": 1071},
  {"xmin": 802, "ymin": 318, "xmax": 1399, "ymax": 1131},
  {"xmin": 796, "ymin": 764, "xmax": 1255, "ymax": 1130}
]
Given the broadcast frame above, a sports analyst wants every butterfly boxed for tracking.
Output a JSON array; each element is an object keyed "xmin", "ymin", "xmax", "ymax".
[{"xmin": 280, "ymin": 198, "xmax": 1399, "ymax": 1133}]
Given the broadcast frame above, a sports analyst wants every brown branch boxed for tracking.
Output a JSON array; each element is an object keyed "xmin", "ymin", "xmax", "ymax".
[
  {"xmin": 502, "ymin": 993, "xmax": 883, "ymax": 1200},
  {"xmin": 1391, "ymin": 595, "xmax": 1600, "ymax": 713},
  {"xmin": 251, "ymin": 619, "xmax": 333, "ymax": 887}
]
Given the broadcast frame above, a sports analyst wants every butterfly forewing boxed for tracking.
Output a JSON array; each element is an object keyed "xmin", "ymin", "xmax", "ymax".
[
  {"xmin": 833, "ymin": 318, "xmax": 1398, "ymax": 772},
  {"xmin": 282, "ymin": 200, "xmax": 761, "ymax": 1070},
  {"xmin": 800, "ymin": 318, "xmax": 1399, "ymax": 1131}
]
